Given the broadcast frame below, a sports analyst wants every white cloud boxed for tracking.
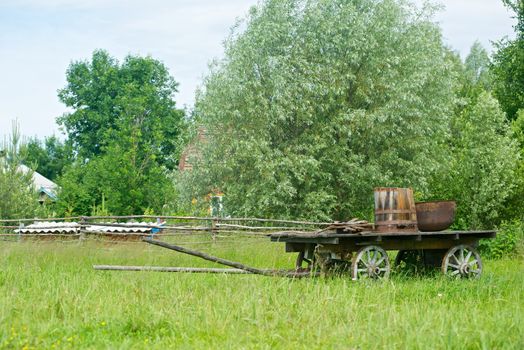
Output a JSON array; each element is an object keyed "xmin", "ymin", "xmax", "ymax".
[{"xmin": 435, "ymin": 0, "xmax": 516, "ymax": 56}]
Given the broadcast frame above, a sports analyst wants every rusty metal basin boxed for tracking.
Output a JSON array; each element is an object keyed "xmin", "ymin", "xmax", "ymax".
[{"xmin": 415, "ymin": 201, "xmax": 456, "ymax": 231}]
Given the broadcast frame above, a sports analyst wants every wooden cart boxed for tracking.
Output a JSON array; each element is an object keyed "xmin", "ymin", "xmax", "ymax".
[
  {"xmin": 99, "ymin": 230, "xmax": 495, "ymax": 280},
  {"xmin": 270, "ymin": 230, "xmax": 496, "ymax": 279}
]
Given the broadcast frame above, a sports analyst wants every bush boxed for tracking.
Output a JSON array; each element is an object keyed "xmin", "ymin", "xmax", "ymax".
[{"xmin": 479, "ymin": 220, "xmax": 524, "ymax": 259}]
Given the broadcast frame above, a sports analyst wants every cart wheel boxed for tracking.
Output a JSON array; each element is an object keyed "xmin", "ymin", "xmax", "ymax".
[
  {"xmin": 351, "ymin": 245, "xmax": 390, "ymax": 280},
  {"xmin": 295, "ymin": 251, "xmax": 312, "ymax": 271},
  {"xmin": 441, "ymin": 245, "xmax": 482, "ymax": 278}
]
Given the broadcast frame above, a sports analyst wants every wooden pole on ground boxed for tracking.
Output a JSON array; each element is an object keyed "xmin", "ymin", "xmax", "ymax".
[{"xmin": 93, "ymin": 265, "xmax": 251, "ymax": 274}]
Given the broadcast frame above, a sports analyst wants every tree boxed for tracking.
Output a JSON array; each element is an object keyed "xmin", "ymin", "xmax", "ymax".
[
  {"xmin": 55, "ymin": 50, "xmax": 186, "ymax": 215},
  {"xmin": 429, "ymin": 92, "xmax": 519, "ymax": 228},
  {"xmin": 24, "ymin": 136, "xmax": 73, "ymax": 181},
  {"xmin": 56, "ymin": 135, "xmax": 177, "ymax": 216},
  {"xmin": 0, "ymin": 122, "xmax": 40, "ymax": 220},
  {"xmin": 460, "ymin": 41, "xmax": 492, "ymax": 99},
  {"xmin": 492, "ymin": 0, "xmax": 524, "ymax": 120},
  {"xmin": 490, "ymin": 1, "xmax": 524, "ymax": 222},
  {"xmin": 183, "ymin": 0, "xmax": 458, "ymax": 220},
  {"xmin": 423, "ymin": 42, "xmax": 521, "ymax": 228},
  {"xmin": 57, "ymin": 50, "xmax": 185, "ymax": 170}
]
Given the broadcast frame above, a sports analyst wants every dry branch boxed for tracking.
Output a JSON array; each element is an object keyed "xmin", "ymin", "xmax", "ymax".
[{"xmin": 315, "ymin": 219, "xmax": 372, "ymax": 234}]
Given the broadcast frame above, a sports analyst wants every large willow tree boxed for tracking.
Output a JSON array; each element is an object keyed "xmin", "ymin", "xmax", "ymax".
[{"xmin": 184, "ymin": 0, "xmax": 459, "ymax": 220}]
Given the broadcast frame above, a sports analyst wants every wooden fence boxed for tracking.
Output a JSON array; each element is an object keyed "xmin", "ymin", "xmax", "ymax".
[{"xmin": 0, "ymin": 215, "xmax": 329, "ymax": 242}]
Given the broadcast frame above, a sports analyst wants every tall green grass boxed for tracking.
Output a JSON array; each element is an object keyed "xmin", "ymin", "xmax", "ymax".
[{"xmin": 1, "ymin": 238, "xmax": 522, "ymax": 349}]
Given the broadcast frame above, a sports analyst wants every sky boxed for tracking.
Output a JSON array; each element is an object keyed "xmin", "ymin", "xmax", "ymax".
[{"xmin": 0, "ymin": 0, "xmax": 517, "ymax": 140}]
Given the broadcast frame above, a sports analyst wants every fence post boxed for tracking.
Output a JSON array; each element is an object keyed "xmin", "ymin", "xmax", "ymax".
[
  {"xmin": 79, "ymin": 216, "xmax": 87, "ymax": 243},
  {"xmin": 211, "ymin": 217, "xmax": 218, "ymax": 242},
  {"xmin": 18, "ymin": 220, "xmax": 23, "ymax": 242}
]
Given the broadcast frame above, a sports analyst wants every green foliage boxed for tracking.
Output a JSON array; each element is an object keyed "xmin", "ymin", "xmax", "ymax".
[
  {"xmin": 480, "ymin": 220, "xmax": 524, "ymax": 259},
  {"xmin": 54, "ymin": 163, "xmax": 93, "ymax": 217},
  {"xmin": 54, "ymin": 50, "xmax": 187, "ymax": 216},
  {"xmin": 429, "ymin": 92, "xmax": 519, "ymax": 229},
  {"xmin": 0, "ymin": 123, "xmax": 40, "ymax": 220},
  {"xmin": 492, "ymin": 0, "xmax": 524, "ymax": 120},
  {"xmin": 24, "ymin": 136, "xmax": 73, "ymax": 181},
  {"xmin": 57, "ymin": 49, "xmax": 185, "ymax": 170},
  {"xmin": 186, "ymin": 0, "xmax": 457, "ymax": 220},
  {"xmin": 91, "ymin": 194, "xmax": 110, "ymax": 217},
  {"xmin": 502, "ymin": 0, "xmax": 524, "ymax": 34},
  {"xmin": 492, "ymin": 1, "xmax": 524, "ymax": 222},
  {"xmin": 56, "ymin": 142, "xmax": 177, "ymax": 216},
  {"xmin": 491, "ymin": 1, "xmax": 524, "ymax": 223},
  {"xmin": 500, "ymin": 109, "xmax": 524, "ymax": 221},
  {"xmin": 443, "ymin": 44, "xmax": 523, "ymax": 231},
  {"xmin": 460, "ymin": 41, "xmax": 493, "ymax": 99},
  {"xmin": 511, "ymin": 109, "xmax": 524, "ymax": 150}
]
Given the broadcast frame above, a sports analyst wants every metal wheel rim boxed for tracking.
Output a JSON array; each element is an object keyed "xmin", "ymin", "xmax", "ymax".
[
  {"xmin": 442, "ymin": 245, "xmax": 482, "ymax": 279},
  {"xmin": 351, "ymin": 245, "xmax": 390, "ymax": 280}
]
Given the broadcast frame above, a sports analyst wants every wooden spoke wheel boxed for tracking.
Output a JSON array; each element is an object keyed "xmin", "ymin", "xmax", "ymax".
[
  {"xmin": 441, "ymin": 245, "xmax": 482, "ymax": 279},
  {"xmin": 351, "ymin": 245, "xmax": 390, "ymax": 280}
]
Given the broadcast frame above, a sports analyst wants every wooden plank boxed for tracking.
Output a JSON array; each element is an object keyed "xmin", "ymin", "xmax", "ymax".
[
  {"xmin": 357, "ymin": 230, "xmax": 496, "ymax": 237},
  {"xmin": 284, "ymin": 243, "xmax": 306, "ymax": 253},
  {"xmin": 338, "ymin": 237, "xmax": 483, "ymax": 251},
  {"xmin": 270, "ymin": 237, "xmax": 339, "ymax": 244},
  {"xmin": 269, "ymin": 230, "xmax": 496, "ymax": 241}
]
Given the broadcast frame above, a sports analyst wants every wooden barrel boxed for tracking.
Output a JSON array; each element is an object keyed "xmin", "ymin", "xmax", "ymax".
[{"xmin": 374, "ymin": 187, "xmax": 418, "ymax": 233}]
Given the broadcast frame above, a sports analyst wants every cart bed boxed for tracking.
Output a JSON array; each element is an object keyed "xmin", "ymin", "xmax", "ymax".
[{"xmin": 270, "ymin": 230, "xmax": 496, "ymax": 252}]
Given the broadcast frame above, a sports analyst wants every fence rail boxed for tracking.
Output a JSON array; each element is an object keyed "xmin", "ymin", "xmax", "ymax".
[
  {"xmin": 0, "ymin": 214, "xmax": 325, "ymax": 242},
  {"xmin": 0, "ymin": 215, "xmax": 332, "ymax": 225}
]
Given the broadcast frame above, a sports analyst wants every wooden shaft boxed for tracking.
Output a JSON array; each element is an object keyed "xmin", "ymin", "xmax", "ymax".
[
  {"xmin": 143, "ymin": 238, "xmax": 270, "ymax": 275},
  {"xmin": 142, "ymin": 238, "xmax": 315, "ymax": 278},
  {"xmin": 93, "ymin": 265, "xmax": 251, "ymax": 274}
]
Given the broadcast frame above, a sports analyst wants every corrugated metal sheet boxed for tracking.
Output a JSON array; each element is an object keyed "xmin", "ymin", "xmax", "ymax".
[
  {"xmin": 15, "ymin": 221, "xmax": 80, "ymax": 234},
  {"xmin": 14, "ymin": 221, "xmax": 157, "ymax": 234},
  {"xmin": 85, "ymin": 222, "xmax": 154, "ymax": 233}
]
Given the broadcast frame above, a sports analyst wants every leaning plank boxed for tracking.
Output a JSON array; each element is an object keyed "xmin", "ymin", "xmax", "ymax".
[
  {"xmin": 93, "ymin": 265, "xmax": 250, "ymax": 274},
  {"xmin": 143, "ymin": 238, "xmax": 269, "ymax": 275},
  {"xmin": 142, "ymin": 238, "xmax": 315, "ymax": 278}
]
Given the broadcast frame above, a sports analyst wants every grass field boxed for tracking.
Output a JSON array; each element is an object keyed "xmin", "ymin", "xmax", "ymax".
[{"xmin": 0, "ymin": 236, "xmax": 523, "ymax": 349}]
